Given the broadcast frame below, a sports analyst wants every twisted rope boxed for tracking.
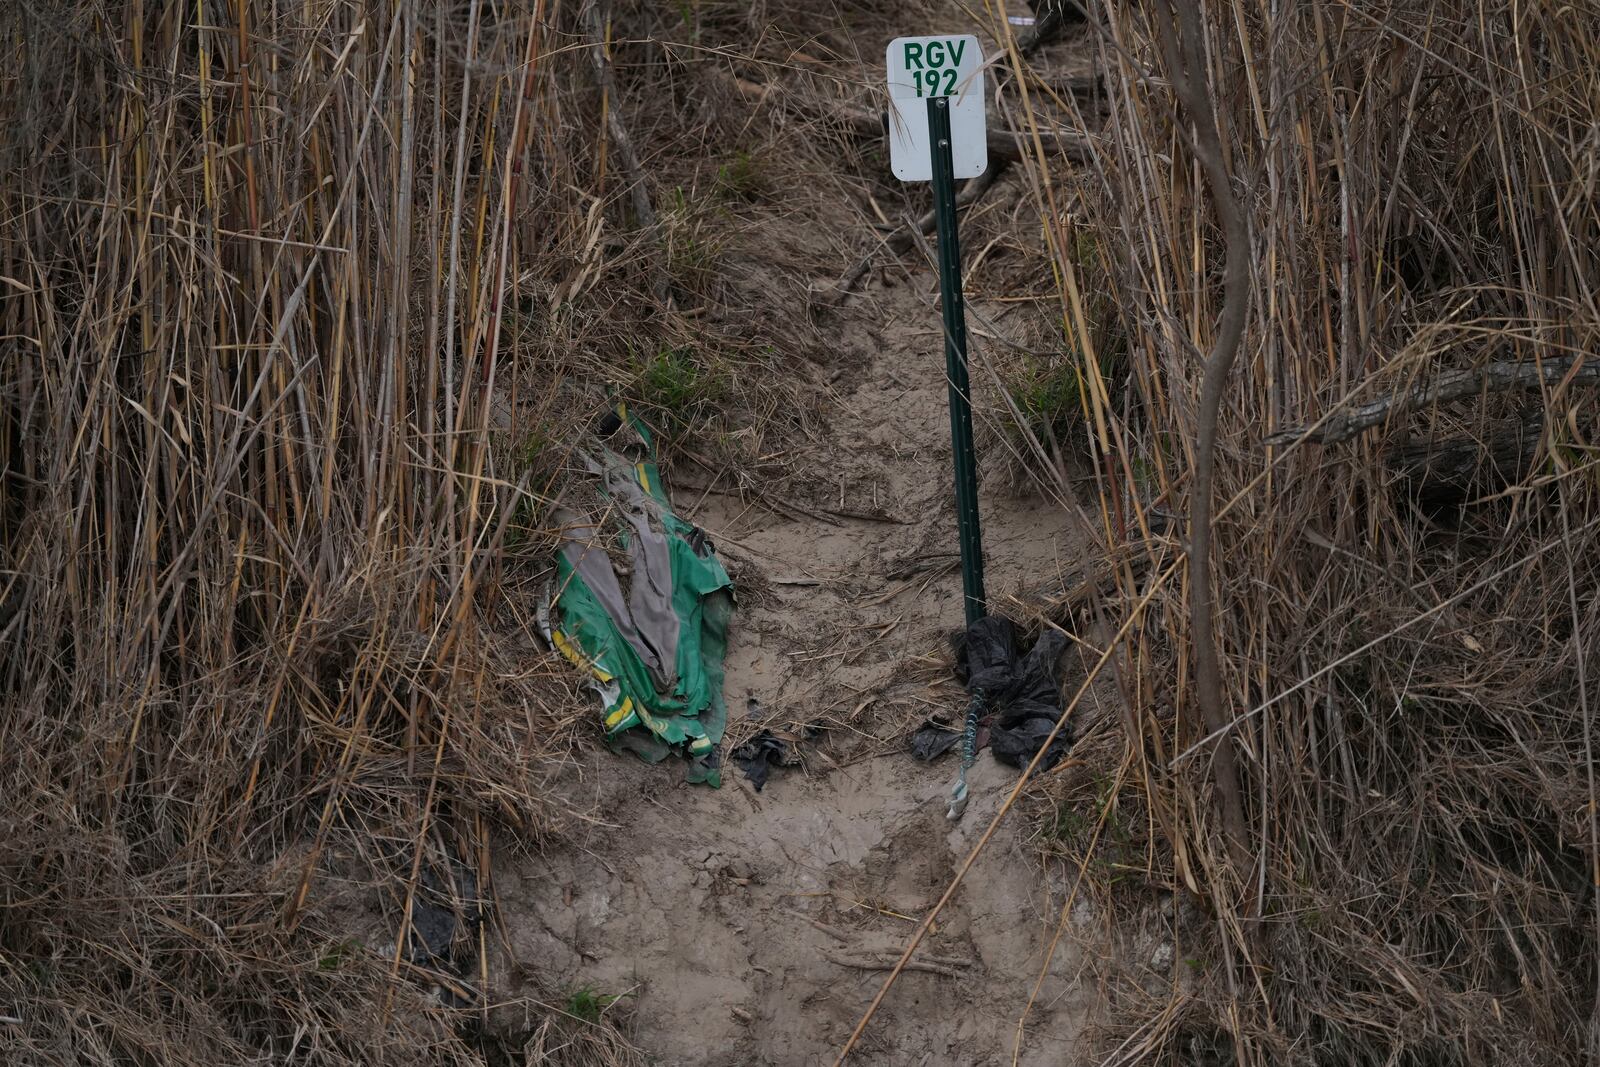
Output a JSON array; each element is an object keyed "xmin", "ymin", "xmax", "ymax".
[{"xmin": 946, "ymin": 687, "xmax": 985, "ymax": 820}]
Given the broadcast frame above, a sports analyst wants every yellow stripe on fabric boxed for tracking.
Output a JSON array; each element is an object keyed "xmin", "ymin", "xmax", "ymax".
[
  {"xmin": 552, "ymin": 629, "xmax": 613, "ymax": 683},
  {"xmin": 605, "ymin": 697, "xmax": 634, "ymax": 729}
]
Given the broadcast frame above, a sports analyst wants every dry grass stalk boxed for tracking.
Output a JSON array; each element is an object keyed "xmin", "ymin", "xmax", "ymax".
[
  {"xmin": 0, "ymin": 0, "xmax": 904, "ymax": 1059},
  {"xmin": 0, "ymin": 1, "xmax": 722, "ymax": 1061},
  {"xmin": 1007, "ymin": 1, "xmax": 1600, "ymax": 1062}
]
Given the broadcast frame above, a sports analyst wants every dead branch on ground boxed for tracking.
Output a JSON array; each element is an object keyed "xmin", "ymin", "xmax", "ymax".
[{"xmin": 1266, "ymin": 354, "xmax": 1597, "ymax": 446}]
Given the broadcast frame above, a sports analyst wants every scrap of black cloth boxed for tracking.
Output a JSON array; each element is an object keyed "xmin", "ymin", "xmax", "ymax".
[
  {"xmin": 405, "ymin": 858, "xmax": 482, "ymax": 969},
  {"xmin": 732, "ymin": 732, "xmax": 796, "ymax": 791},
  {"xmin": 732, "ymin": 699, "xmax": 813, "ymax": 791},
  {"xmin": 955, "ymin": 616, "xmax": 1073, "ymax": 770},
  {"xmin": 909, "ymin": 721, "xmax": 961, "ymax": 761}
]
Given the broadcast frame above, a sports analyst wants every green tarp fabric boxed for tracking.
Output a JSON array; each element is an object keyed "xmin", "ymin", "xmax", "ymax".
[{"xmin": 542, "ymin": 408, "xmax": 732, "ymax": 786}]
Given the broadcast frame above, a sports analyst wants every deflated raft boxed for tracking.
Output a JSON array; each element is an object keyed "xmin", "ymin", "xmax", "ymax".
[{"xmin": 538, "ymin": 406, "xmax": 732, "ymax": 785}]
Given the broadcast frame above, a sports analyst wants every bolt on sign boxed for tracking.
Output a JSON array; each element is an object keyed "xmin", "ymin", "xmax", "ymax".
[{"xmin": 885, "ymin": 34, "xmax": 987, "ymax": 182}]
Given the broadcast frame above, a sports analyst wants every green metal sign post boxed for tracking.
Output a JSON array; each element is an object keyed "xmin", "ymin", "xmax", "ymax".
[
  {"xmin": 926, "ymin": 96, "xmax": 986, "ymax": 626},
  {"xmin": 886, "ymin": 35, "xmax": 991, "ymax": 822},
  {"xmin": 886, "ymin": 33, "xmax": 988, "ymax": 627}
]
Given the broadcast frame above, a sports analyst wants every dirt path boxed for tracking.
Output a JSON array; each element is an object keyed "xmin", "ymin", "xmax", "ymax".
[
  {"xmin": 487, "ymin": 10, "xmax": 1111, "ymax": 1060},
  {"xmin": 498, "ymin": 254, "xmax": 1097, "ymax": 1062}
]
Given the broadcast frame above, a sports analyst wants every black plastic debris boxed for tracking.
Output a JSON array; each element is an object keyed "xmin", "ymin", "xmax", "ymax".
[
  {"xmin": 909, "ymin": 721, "xmax": 962, "ymax": 761},
  {"xmin": 405, "ymin": 858, "xmax": 481, "ymax": 969},
  {"xmin": 732, "ymin": 732, "xmax": 796, "ymax": 791},
  {"xmin": 731, "ymin": 698, "xmax": 810, "ymax": 791},
  {"xmin": 955, "ymin": 616, "xmax": 1073, "ymax": 770}
]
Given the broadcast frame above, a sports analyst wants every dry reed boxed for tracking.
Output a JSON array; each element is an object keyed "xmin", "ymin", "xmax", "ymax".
[
  {"xmin": 1011, "ymin": 2, "xmax": 1600, "ymax": 1063},
  {"xmin": 0, "ymin": 1, "xmax": 702, "ymax": 1062},
  {"xmin": 5, "ymin": 0, "xmax": 1597, "ymax": 1064}
]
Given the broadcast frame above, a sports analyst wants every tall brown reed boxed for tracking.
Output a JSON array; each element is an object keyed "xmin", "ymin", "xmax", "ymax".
[
  {"xmin": 0, "ymin": 1, "xmax": 660, "ymax": 1062},
  {"xmin": 1023, "ymin": 2, "xmax": 1600, "ymax": 1062}
]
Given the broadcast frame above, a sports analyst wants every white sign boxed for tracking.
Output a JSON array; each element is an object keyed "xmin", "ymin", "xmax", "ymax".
[{"xmin": 885, "ymin": 35, "xmax": 987, "ymax": 182}]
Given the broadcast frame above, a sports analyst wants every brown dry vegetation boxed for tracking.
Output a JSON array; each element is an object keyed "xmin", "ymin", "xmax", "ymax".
[
  {"xmin": 1032, "ymin": 3, "xmax": 1600, "ymax": 1064},
  {"xmin": 1, "ymin": 0, "xmax": 1597, "ymax": 1065}
]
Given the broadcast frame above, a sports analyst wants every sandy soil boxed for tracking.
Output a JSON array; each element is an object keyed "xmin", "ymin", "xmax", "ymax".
[
  {"xmin": 496, "ymin": 262, "xmax": 1099, "ymax": 1064},
  {"xmin": 486, "ymin": 10, "xmax": 1113, "ymax": 1060}
]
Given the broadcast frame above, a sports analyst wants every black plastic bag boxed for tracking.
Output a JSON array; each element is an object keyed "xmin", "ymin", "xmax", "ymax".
[
  {"xmin": 955, "ymin": 616, "xmax": 1073, "ymax": 770},
  {"xmin": 909, "ymin": 722, "xmax": 962, "ymax": 761}
]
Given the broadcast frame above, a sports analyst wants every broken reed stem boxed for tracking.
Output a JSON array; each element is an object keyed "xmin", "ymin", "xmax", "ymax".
[
  {"xmin": 580, "ymin": 0, "xmax": 669, "ymax": 308},
  {"xmin": 582, "ymin": 0, "xmax": 657, "ymax": 232}
]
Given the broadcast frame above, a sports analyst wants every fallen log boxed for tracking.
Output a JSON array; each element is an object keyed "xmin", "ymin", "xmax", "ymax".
[
  {"xmin": 1266, "ymin": 354, "xmax": 1597, "ymax": 447},
  {"xmin": 1389, "ymin": 414, "xmax": 1546, "ymax": 510}
]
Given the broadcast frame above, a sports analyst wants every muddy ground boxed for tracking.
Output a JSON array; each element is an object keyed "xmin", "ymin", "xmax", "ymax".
[
  {"xmin": 495, "ymin": 13, "xmax": 1109, "ymax": 1066},
  {"xmin": 492, "ymin": 246, "xmax": 1120, "ymax": 1067},
  {"xmin": 499, "ymin": 287, "xmax": 1097, "ymax": 1064}
]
